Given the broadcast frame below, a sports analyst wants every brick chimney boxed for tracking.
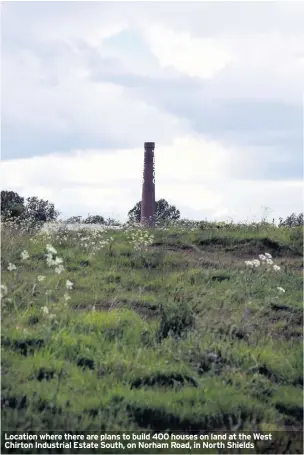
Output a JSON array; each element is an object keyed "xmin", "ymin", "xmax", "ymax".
[{"xmin": 140, "ymin": 142, "xmax": 155, "ymax": 226}]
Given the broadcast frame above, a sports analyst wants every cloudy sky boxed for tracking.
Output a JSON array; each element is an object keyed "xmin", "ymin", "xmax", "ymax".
[{"xmin": 1, "ymin": 0, "xmax": 303, "ymax": 222}]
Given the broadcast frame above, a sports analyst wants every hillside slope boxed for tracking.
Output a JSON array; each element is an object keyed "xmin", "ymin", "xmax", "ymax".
[{"xmin": 1, "ymin": 221, "xmax": 303, "ymax": 453}]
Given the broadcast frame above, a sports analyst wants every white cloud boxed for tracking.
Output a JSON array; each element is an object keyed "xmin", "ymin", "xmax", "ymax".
[
  {"xmin": 1, "ymin": 134, "xmax": 230, "ymax": 188},
  {"xmin": 210, "ymin": 32, "xmax": 304, "ymax": 103},
  {"xmin": 141, "ymin": 24, "xmax": 236, "ymax": 79}
]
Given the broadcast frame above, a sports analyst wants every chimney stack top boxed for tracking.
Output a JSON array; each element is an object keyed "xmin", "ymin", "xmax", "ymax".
[{"xmin": 144, "ymin": 142, "xmax": 155, "ymax": 150}]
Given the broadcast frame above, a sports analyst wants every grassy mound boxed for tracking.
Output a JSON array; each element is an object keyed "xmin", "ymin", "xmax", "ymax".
[{"xmin": 1, "ymin": 220, "xmax": 303, "ymax": 452}]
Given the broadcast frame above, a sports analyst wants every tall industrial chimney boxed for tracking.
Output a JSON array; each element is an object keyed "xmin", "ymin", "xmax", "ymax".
[{"xmin": 141, "ymin": 142, "xmax": 155, "ymax": 227}]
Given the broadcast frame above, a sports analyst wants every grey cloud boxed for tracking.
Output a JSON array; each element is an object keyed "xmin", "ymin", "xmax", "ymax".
[
  {"xmin": 1, "ymin": 41, "xmax": 185, "ymax": 160},
  {"xmin": 0, "ymin": 123, "xmax": 134, "ymax": 160},
  {"xmin": 85, "ymin": 52, "xmax": 302, "ymax": 180},
  {"xmin": 4, "ymin": 1, "xmax": 303, "ymax": 38}
]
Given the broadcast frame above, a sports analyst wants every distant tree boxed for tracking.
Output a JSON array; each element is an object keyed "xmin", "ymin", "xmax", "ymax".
[
  {"xmin": 25, "ymin": 196, "xmax": 59, "ymax": 223},
  {"xmin": 279, "ymin": 213, "xmax": 303, "ymax": 228},
  {"xmin": 1, "ymin": 190, "xmax": 59, "ymax": 226},
  {"xmin": 104, "ymin": 217, "xmax": 121, "ymax": 226},
  {"xmin": 83, "ymin": 215, "xmax": 105, "ymax": 225},
  {"xmin": 128, "ymin": 198, "xmax": 180, "ymax": 224},
  {"xmin": 66, "ymin": 216, "xmax": 82, "ymax": 224},
  {"xmin": 1, "ymin": 190, "xmax": 25, "ymax": 219}
]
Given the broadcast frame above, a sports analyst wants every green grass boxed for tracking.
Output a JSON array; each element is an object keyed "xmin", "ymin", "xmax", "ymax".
[{"xmin": 1, "ymin": 220, "xmax": 303, "ymax": 453}]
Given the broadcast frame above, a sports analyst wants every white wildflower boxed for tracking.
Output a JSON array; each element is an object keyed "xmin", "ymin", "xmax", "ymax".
[
  {"xmin": 252, "ymin": 259, "xmax": 260, "ymax": 267},
  {"xmin": 7, "ymin": 263, "xmax": 17, "ymax": 271},
  {"xmin": 37, "ymin": 275, "xmax": 46, "ymax": 282},
  {"xmin": 42, "ymin": 306, "xmax": 49, "ymax": 314},
  {"xmin": 55, "ymin": 265, "xmax": 65, "ymax": 275},
  {"xmin": 245, "ymin": 260, "xmax": 252, "ymax": 266},
  {"xmin": 273, "ymin": 265, "xmax": 281, "ymax": 271},
  {"xmin": 277, "ymin": 287, "xmax": 285, "ymax": 294},
  {"xmin": 265, "ymin": 253, "xmax": 272, "ymax": 259},
  {"xmin": 20, "ymin": 250, "xmax": 30, "ymax": 260},
  {"xmin": 245, "ymin": 259, "xmax": 260, "ymax": 267},
  {"xmin": 46, "ymin": 244, "xmax": 57, "ymax": 255},
  {"xmin": 52, "ymin": 256, "xmax": 64, "ymax": 265},
  {"xmin": 64, "ymin": 293, "xmax": 71, "ymax": 301},
  {"xmin": 259, "ymin": 254, "xmax": 266, "ymax": 260},
  {"xmin": 266, "ymin": 258, "xmax": 274, "ymax": 265},
  {"xmin": 66, "ymin": 280, "xmax": 73, "ymax": 290},
  {"xmin": 45, "ymin": 252, "xmax": 55, "ymax": 266}
]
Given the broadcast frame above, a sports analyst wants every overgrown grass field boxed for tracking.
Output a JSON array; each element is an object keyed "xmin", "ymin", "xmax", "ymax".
[{"xmin": 1, "ymin": 219, "xmax": 303, "ymax": 453}]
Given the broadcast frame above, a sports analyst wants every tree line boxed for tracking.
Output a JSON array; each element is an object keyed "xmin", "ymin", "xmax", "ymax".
[
  {"xmin": 1, "ymin": 190, "xmax": 303, "ymax": 227},
  {"xmin": 0, "ymin": 190, "xmax": 181, "ymax": 225}
]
